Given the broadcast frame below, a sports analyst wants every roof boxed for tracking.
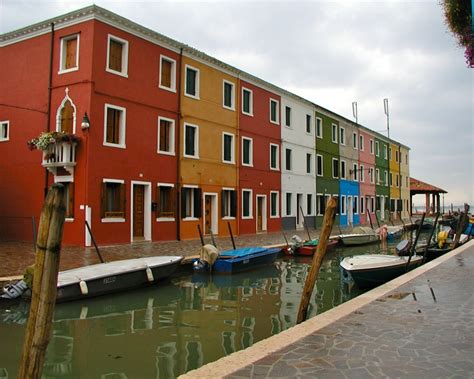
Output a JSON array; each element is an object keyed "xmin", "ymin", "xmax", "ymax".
[{"xmin": 410, "ymin": 178, "xmax": 447, "ymax": 194}]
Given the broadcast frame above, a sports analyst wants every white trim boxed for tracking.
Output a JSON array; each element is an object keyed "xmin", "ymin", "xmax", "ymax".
[
  {"xmin": 269, "ymin": 143, "xmax": 280, "ymax": 171},
  {"xmin": 306, "ymin": 193, "xmax": 314, "ymax": 216},
  {"xmin": 306, "ymin": 152, "xmax": 312, "ymax": 175},
  {"xmin": 157, "ymin": 182, "xmax": 175, "ymax": 188},
  {"xmin": 340, "ymin": 159, "xmax": 346, "ymax": 179},
  {"xmin": 241, "ymin": 189, "xmax": 253, "ymax": 219},
  {"xmin": 370, "ymin": 139, "xmax": 374, "ymax": 155},
  {"xmin": 203, "ymin": 192, "xmax": 218, "ymax": 234},
  {"xmin": 0, "ymin": 120, "xmax": 10, "ymax": 142},
  {"xmin": 270, "ymin": 191, "xmax": 280, "ymax": 218},
  {"xmin": 316, "ymin": 117, "xmax": 323, "ymax": 139},
  {"xmin": 106, "ymin": 34, "xmax": 129, "ymax": 77},
  {"xmin": 222, "ymin": 187, "xmax": 235, "ymax": 191},
  {"xmin": 256, "ymin": 194, "xmax": 267, "ymax": 232},
  {"xmin": 269, "ymin": 98, "xmax": 279, "ymax": 124},
  {"xmin": 241, "ymin": 136, "xmax": 253, "ymax": 167},
  {"xmin": 352, "ymin": 132, "xmax": 358, "ymax": 150},
  {"xmin": 284, "ymin": 147, "xmax": 292, "ymax": 172},
  {"xmin": 131, "ymin": 181, "xmax": 152, "ymax": 242},
  {"xmin": 53, "ymin": 174, "xmax": 73, "ymax": 183},
  {"xmin": 241, "ymin": 87, "xmax": 253, "ymax": 116},
  {"xmin": 331, "ymin": 123, "xmax": 338, "ymax": 143},
  {"xmin": 183, "ymin": 122, "xmax": 199, "ymax": 159},
  {"xmin": 58, "ymin": 33, "xmax": 80, "ymax": 74},
  {"xmin": 285, "ymin": 192, "xmax": 293, "ymax": 217},
  {"xmin": 56, "ymin": 88, "xmax": 77, "ymax": 133},
  {"xmin": 375, "ymin": 140, "xmax": 380, "ymax": 157},
  {"xmin": 103, "ymin": 103, "xmax": 126, "ymax": 148},
  {"xmin": 284, "ymin": 105, "xmax": 292, "ymax": 128},
  {"xmin": 156, "ymin": 217, "xmax": 175, "ymax": 222},
  {"xmin": 183, "ymin": 184, "xmax": 199, "ymax": 189},
  {"xmin": 159, "ymin": 55, "xmax": 177, "ymax": 92},
  {"xmin": 184, "ymin": 64, "xmax": 200, "ymax": 99},
  {"xmin": 103, "ymin": 178, "xmax": 125, "ymax": 184},
  {"xmin": 340, "ymin": 195, "xmax": 346, "ymax": 215},
  {"xmin": 157, "ymin": 116, "xmax": 175, "ymax": 156},
  {"xmin": 353, "ymin": 163, "xmax": 359, "ymax": 181},
  {"xmin": 339, "ymin": 126, "xmax": 345, "ymax": 145},
  {"xmin": 101, "ymin": 217, "xmax": 126, "ymax": 223},
  {"xmin": 316, "ymin": 154, "xmax": 323, "ymax": 177},
  {"xmin": 360, "ymin": 164, "xmax": 365, "ymax": 182},
  {"xmin": 359, "ymin": 134, "xmax": 364, "ymax": 151},
  {"xmin": 222, "ymin": 132, "xmax": 235, "ymax": 164},
  {"xmin": 305, "ymin": 114, "xmax": 312, "ymax": 135},
  {"xmin": 222, "ymin": 80, "xmax": 235, "ymax": 111},
  {"xmin": 354, "ymin": 195, "xmax": 359, "ymax": 215},
  {"xmin": 332, "ymin": 158, "xmax": 339, "ymax": 179}
]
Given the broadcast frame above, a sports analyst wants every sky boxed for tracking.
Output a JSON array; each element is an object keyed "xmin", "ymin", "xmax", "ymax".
[{"xmin": 2, "ymin": 0, "xmax": 473, "ymax": 207}]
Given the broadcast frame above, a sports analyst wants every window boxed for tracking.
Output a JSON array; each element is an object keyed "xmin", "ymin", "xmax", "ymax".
[
  {"xmin": 242, "ymin": 189, "xmax": 252, "ymax": 219},
  {"xmin": 316, "ymin": 117, "xmax": 323, "ymax": 138},
  {"xmin": 306, "ymin": 153, "xmax": 312, "ymax": 174},
  {"xmin": 101, "ymin": 180, "xmax": 125, "ymax": 219},
  {"xmin": 0, "ymin": 121, "xmax": 9, "ymax": 142},
  {"xmin": 158, "ymin": 117, "xmax": 175, "ymax": 155},
  {"xmin": 354, "ymin": 196, "xmax": 358, "ymax": 215},
  {"xmin": 375, "ymin": 141, "xmax": 380, "ymax": 156},
  {"xmin": 371, "ymin": 197, "xmax": 375, "ymax": 213},
  {"xmin": 395, "ymin": 150, "xmax": 399, "ymax": 162},
  {"xmin": 340, "ymin": 160, "xmax": 346, "ymax": 179},
  {"xmin": 353, "ymin": 163, "xmax": 358, "ymax": 181},
  {"xmin": 369, "ymin": 168, "xmax": 374, "ymax": 183},
  {"xmin": 223, "ymin": 80, "xmax": 235, "ymax": 110},
  {"xmin": 58, "ymin": 100, "xmax": 74, "ymax": 134},
  {"xmin": 242, "ymin": 137, "xmax": 253, "ymax": 166},
  {"xmin": 270, "ymin": 191, "xmax": 279, "ymax": 217},
  {"xmin": 376, "ymin": 196, "xmax": 381, "ymax": 211},
  {"xmin": 316, "ymin": 194, "xmax": 325, "ymax": 216},
  {"xmin": 221, "ymin": 189, "xmax": 236, "ymax": 218},
  {"xmin": 307, "ymin": 194, "xmax": 313, "ymax": 215},
  {"xmin": 306, "ymin": 114, "xmax": 312, "ymax": 134},
  {"xmin": 388, "ymin": 147, "xmax": 392, "ymax": 161},
  {"xmin": 360, "ymin": 165, "xmax": 365, "ymax": 182},
  {"xmin": 389, "ymin": 172, "xmax": 393, "ymax": 186},
  {"xmin": 242, "ymin": 88, "xmax": 253, "ymax": 115},
  {"xmin": 316, "ymin": 154, "xmax": 323, "ymax": 176},
  {"xmin": 157, "ymin": 184, "xmax": 176, "ymax": 218},
  {"xmin": 270, "ymin": 144, "xmax": 279, "ymax": 170},
  {"xmin": 181, "ymin": 187, "xmax": 201, "ymax": 219},
  {"xmin": 390, "ymin": 199, "xmax": 396, "ymax": 212},
  {"xmin": 285, "ymin": 148, "xmax": 292, "ymax": 171},
  {"xmin": 185, "ymin": 65, "xmax": 200, "ymax": 98},
  {"xmin": 184, "ymin": 123, "xmax": 199, "ymax": 158},
  {"xmin": 396, "ymin": 174, "xmax": 399, "ymax": 187},
  {"xmin": 59, "ymin": 34, "xmax": 79, "ymax": 72},
  {"xmin": 360, "ymin": 196, "xmax": 365, "ymax": 214},
  {"xmin": 270, "ymin": 99, "xmax": 279, "ymax": 124},
  {"xmin": 286, "ymin": 193, "xmax": 292, "ymax": 216},
  {"xmin": 339, "ymin": 127, "xmax": 345, "ymax": 145},
  {"xmin": 383, "ymin": 144, "xmax": 388, "ymax": 159},
  {"xmin": 332, "ymin": 158, "xmax": 339, "ymax": 178},
  {"xmin": 370, "ymin": 140, "xmax": 374, "ymax": 154},
  {"xmin": 340, "ymin": 195, "xmax": 346, "ymax": 215},
  {"xmin": 376, "ymin": 168, "xmax": 380, "ymax": 184},
  {"xmin": 106, "ymin": 35, "xmax": 128, "ymax": 76},
  {"xmin": 352, "ymin": 132, "xmax": 357, "ymax": 149},
  {"xmin": 159, "ymin": 56, "xmax": 176, "ymax": 91},
  {"xmin": 222, "ymin": 133, "xmax": 235, "ymax": 164},
  {"xmin": 384, "ymin": 170, "xmax": 388, "ymax": 186},
  {"xmin": 359, "ymin": 135, "xmax": 364, "ymax": 151},
  {"xmin": 406, "ymin": 176, "xmax": 409, "ymax": 187},
  {"xmin": 331, "ymin": 124, "xmax": 338, "ymax": 143},
  {"xmin": 285, "ymin": 106, "xmax": 292, "ymax": 127},
  {"xmin": 58, "ymin": 181, "xmax": 75, "ymax": 219},
  {"xmin": 104, "ymin": 104, "xmax": 126, "ymax": 147}
]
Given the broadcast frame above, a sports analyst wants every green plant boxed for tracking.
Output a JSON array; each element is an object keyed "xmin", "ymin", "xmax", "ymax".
[{"xmin": 27, "ymin": 131, "xmax": 80, "ymax": 151}]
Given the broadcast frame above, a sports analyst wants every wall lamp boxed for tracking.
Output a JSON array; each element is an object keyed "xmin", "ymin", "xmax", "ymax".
[{"xmin": 81, "ymin": 112, "xmax": 90, "ymax": 130}]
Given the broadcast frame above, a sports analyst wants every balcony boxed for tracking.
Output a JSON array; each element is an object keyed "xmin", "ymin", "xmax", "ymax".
[{"xmin": 42, "ymin": 141, "xmax": 77, "ymax": 176}]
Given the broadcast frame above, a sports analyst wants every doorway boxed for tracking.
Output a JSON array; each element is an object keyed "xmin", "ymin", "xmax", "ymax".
[
  {"xmin": 131, "ymin": 181, "xmax": 151, "ymax": 242},
  {"xmin": 203, "ymin": 193, "xmax": 218, "ymax": 235},
  {"xmin": 347, "ymin": 195, "xmax": 353, "ymax": 226},
  {"xmin": 296, "ymin": 193, "xmax": 303, "ymax": 229},
  {"xmin": 256, "ymin": 195, "xmax": 267, "ymax": 233}
]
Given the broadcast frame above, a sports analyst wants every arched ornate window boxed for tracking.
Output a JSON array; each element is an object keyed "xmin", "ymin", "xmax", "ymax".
[{"xmin": 56, "ymin": 88, "xmax": 77, "ymax": 133}]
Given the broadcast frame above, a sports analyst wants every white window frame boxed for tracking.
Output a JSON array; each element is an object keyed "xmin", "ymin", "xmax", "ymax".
[
  {"xmin": 332, "ymin": 158, "xmax": 339, "ymax": 179},
  {"xmin": 159, "ymin": 55, "xmax": 177, "ymax": 92},
  {"xmin": 316, "ymin": 154, "xmax": 323, "ymax": 177},
  {"xmin": 375, "ymin": 141, "xmax": 380, "ymax": 156},
  {"xmin": 101, "ymin": 178, "xmax": 126, "ymax": 223},
  {"xmin": 360, "ymin": 196, "xmax": 365, "ymax": 214},
  {"xmin": 106, "ymin": 34, "xmax": 129, "ymax": 77},
  {"xmin": 0, "ymin": 121, "xmax": 9, "ymax": 142},
  {"xmin": 269, "ymin": 98, "xmax": 279, "ymax": 124},
  {"xmin": 184, "ymin": 64, "xmax": 200, "ymax": 99},
  {"xmin": 352, "ymin": 132, "xmax": 358, "ymax": 149},
  {"xmin": 306, "ymin": 153, "xmax": 312, "ymax": 174},
  {"xmin": 241, "ymin": 87, "xmax": 253, "ymax": 116},
  {"xmin": 284, "ymin": 106, "xmax": 292, "ymax": 128},
  {"xmin": 331, "ymin": 123, "xmax": 338, "ymax": 143},
  {"xmin": 353, "ymin": 163, "xmax": 358, "ymax": 181},
  {"xmin": 285, "ymin": 148, "xmax": 292, "ymax": 172},
  {"xmin": 103, "ymin": 103, "xmax": 126, "ymax": 149},
  {"xmin": 242, "ymin": 189, "xmax": 253, "ymax": 219},
  {"xmin": 339, "ymin": 127, "xmax": 345, "ymax": 145},
  {"xmin": 241, "ymin": 136, "xmax": 253, "ymax": 167},
  {"xmin": 360, "ymin": 164, "xmax": 365, "ymax": 182},
  {"xmin": 376, "ymin": 168, "xmax": 380, "ymax": 184},
  {"xmin": 285, "ymin": 192, "xmax": 293, "ymax": 217},
  {"xmin": 316, "ymin": 117, "xmax": 323, "ymax": 139},
  {"xmin": 222, "ymin": 187, "xmax": 236, "ymax": 220},
  {"xmin": 354, "ymin": 195, "xmax": 359, "ymax": 215},
  {"xmin": 370, "ymin": 168, "xmax": 374, "ymax": 184},
  {"xmin": 222, "ymin": 132, "xmax": 235, "ymax": 164},
  {"xmin": 156, "ymin": 182, "xmax": 175, "ymax": 222},
  {"xmin": 384, "ymin": 145, "xmax": 388, "ymax": 160},
  {"xmin": 340, "ymin": 195, "xmax": 346, "ymax": 215},
  {"xmin": 385, "ymin": 170, "xmax": 389, "ymax": 186},
  {"xmin": 59, "ymin": 34, "xmax": 80, "ymax": 74},
  {"xmin": 340, "ymin": 159, "xmax": 346, "ymax": 179},
  {"xmin": 269, "ymin": 143, "xmax": 280, "ymax": 171},
  {"xmin": 306, "ymin": 114, "xmax": 312, "ymax": 134},
  {"xmin": 270, "ymin": 191, "xmax": 280, "ymax": 218},
  {"xmin": 370, "ymin": 139, "xmax": 374, "ymax": 155},
  {"xmin": 359, "ymin": 135, "xmax": 364, "ymax": 151},
  {"xmin": 182, "ymin": 184, "xmax": 199, "ymax": 221},
  {"xmin": 157, "ymin": 116, "xmax": 175, "ymax": 156},
  {"xmin": 183, "ymin": 123, "xmax": 199, "ymax": 159},
  {"xmin": 222, "ymin": 80, "xmax": 235, "ymax": 111},
  {"xmin": 306, "ymin": 193, "xmax": 314, "ymax": 216}
]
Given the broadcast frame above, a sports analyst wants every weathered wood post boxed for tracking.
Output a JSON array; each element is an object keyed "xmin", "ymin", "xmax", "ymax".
[
  {"xmin": 297, "ymin": 196, "xmax": 337, "ymax": 324},
  {"xmin": 19, "ymin": 184, "xmax": 66, "ymax": 379}
]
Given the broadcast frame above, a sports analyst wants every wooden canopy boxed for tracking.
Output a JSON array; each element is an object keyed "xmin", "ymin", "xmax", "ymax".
[{"xmin": 410, "ymin": 177, "xmax": 447, "ymax": 215}]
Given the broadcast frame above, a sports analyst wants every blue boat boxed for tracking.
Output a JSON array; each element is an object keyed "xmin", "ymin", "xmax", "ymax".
[{"xmin": 193, "ymin": 246, "xmax": 281, "ymax": 274}]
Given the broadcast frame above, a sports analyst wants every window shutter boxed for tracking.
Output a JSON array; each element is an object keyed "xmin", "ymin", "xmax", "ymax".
[
  {"xmin": 113, "ymin": 110, "xmax": 120, "ymax": 144},
  {"xmin": 68, "ymin": 182, "xmax": 75, "ymax": 218},
  {"xmin": 156, "ymin": 186, "xmax": 161, "ymax": 217},
  {"xmin": 230, "ymin": 191, "xmax": 237, "ymax": 218},
  {"xmin": 109, "ymin": 39, "xmax": 122, "ymax": 72},
  {"xmin": 120, "ymin": 183, "xmax": 126, "ymax": 218},
  {"xmin": 106, "ymin": 108, "xmax": 114, "ymax": 143},
  {"xmin": 171, "ymin": 187, "xmax": 177, "ymax": 217},
  {"xmin": 194, "ymin": 188, "xmax": 202, "ymax": 218},
  {"xmin": 161, "ymin": 59, "xmax": 172, "ymax": 88},
  {"xmin": 221, "ymin": 190, "xmax": 225, "ymax": 218},
  {"xmin": 180, "ymin": 189, "xmax": 186, "ymax": 218},
  {"xmin": 100, "ymin": 183, "xmax": 107, "ymax": 218},
  {"xmin": 60, "ymin": 100, "xmax": 74, "ymax": 134},
  {"xmin": 65, "ymin": 37, "xmax": 77, "ymax": 69}
]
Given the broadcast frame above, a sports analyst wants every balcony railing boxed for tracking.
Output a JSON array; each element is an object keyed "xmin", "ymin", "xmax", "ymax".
[{"xmin": 42, "ymin": 142, "xmax": 77, "ymax": 175}]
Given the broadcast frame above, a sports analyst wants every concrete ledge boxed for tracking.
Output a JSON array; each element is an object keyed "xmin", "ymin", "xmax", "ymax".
[
  {"xmin": 0, "ymin": 275, "xmax": 22, "ymax": 286},
  {"xmin": 180, "ymin": 240, "xmax": 474, "ymax": 378}
]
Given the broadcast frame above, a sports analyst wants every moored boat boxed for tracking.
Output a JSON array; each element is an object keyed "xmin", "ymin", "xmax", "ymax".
[
  {"xmin": 339, "ymin": 226, "xmax": 379, "ymax": 246},
  {"xmin": 286, "ymin": 239, "xmax": 339, "ymax": 256}
]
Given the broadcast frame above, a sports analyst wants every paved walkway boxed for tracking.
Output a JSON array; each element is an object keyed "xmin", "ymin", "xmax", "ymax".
[{"xmin": 181, "ymin": 240, "xmax": 474, "ymax": 378}]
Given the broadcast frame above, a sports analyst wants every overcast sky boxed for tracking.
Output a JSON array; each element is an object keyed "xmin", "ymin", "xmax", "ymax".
[{"xmin": 2, "ymin": 0, "xmax": 473, "ymax": 207}]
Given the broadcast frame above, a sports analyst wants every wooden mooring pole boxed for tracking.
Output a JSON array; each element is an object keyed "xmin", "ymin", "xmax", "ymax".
[
  {"xmin": 19, "ymin": 184, "xmax": 66, "ymax": 379},
  {"xmin": 297, "ymin": 196, "xmax": 337, "ymax": 324}
]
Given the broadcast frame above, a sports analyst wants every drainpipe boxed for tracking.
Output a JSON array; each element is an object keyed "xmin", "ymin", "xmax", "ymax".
[
  {"xmin": 44, "ymin": 22, "xmax": 55, "ymax": 198},
  {"xmin": 176, "ymin": 48, "xmax": 183, "ymax": 241}
]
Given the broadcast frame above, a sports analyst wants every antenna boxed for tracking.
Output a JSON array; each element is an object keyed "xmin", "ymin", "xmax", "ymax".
[
  {"xmin": 383, "ymin": 98, "xmax": 390, "ymax": 140},
  {"xmin": 352, "ymin": 101, "xmax": 358, "ymax": 124}
]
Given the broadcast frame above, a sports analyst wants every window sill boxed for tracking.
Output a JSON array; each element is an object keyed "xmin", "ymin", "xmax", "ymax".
[
  {"xmin": 242, "ymin": 163, "xmax": 253, "ymax": 167},
  {"xmin": 241, "ymin": 216, "xmax": 253, "ymax": 220},
  {"xmin": 222, "ymin": 216, "xmax": 235, "ymax": 220},
  {"xmin": 158, "ymin": 150, "xmax": 176, "ymax": 156},
  {"xmin": 102, "ymin": 218, "xmax": 126, "ymax": 223},
  {"xmin": 159, "ymin": 84, "xmax": 177, "ymax": 93},
  {"xmin": 269, "ymin": 215, "xmax": 279, "ymax": 219},
  {"xmin": 270, "ymin": 167, "xmax": 280, "ymax": 171},
  {"xmin": 103, "ymin": 142, "xmax": 126, "ymax": 149},
  {"xmin": 222, "ymin": 160, "xmax": 235, "ymax": 165},
  {"xmin": 183, "ymin": 217, "xmax": 199, "ymax": 222},
  {"xmin": 269, "ymin": 120, "xmax": 280, "ymax": 125},
  {"xmin": 106, "ymin": 68, "xmax": 128, "ymax": 78},
  {"xmin": 65, "ymin": 218, "xmax": 74, "ymax": 223},
  {"xmin": 184, "ymin": 93, "xmax": 200, "ymax": 100},
  {"xmin": 223, "ymin": 105, "xmax": 235, "ymax": 111},
  {"xmin": 316, "ymin": 135, "xmax": 323, "ymax": 139},
  {"xmin": 157, "ymin": 217, "xmax": 175, "ymax": 222},
  {"xmin": 242, "ymin": 111, "xmax": 253, "ymax": 117},
  {"xmin": 0, "ymin": 139, "xmax": 9, "ymax": 142},
  {"xmin": 58, "ymin": 67, "xmax": 79, "ymax": 75},
  {"xmin": 184, "ymin": 154, "xmax": 200, "ymax": 160}
]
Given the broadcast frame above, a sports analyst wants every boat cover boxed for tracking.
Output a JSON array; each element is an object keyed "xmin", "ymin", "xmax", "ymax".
[{"xmin": 220, "ymin": 247, "xmax": 268, "ymax": 257}]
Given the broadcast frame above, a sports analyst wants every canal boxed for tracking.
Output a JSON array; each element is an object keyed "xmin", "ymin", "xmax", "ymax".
[{"xmin": 0, "ymin": 239, "xmax": 408, "ymax": 378}]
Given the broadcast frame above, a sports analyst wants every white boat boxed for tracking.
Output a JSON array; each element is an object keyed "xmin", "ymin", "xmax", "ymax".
[
  {"xmin": 339, "ymin": 226, "xmax": 379, "ymax": 246},
  {"xmin": 376, "ymin": 225, "xmax": 404, "ymax": 240},
  {"xmin": 340, "ymin": 254, "xmax": 423, "ymax": 288}
]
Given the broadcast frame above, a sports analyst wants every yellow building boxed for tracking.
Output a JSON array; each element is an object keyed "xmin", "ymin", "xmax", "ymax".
[
  {"xmin": 179, "ymin": 54, "xmax": 239, "ymax": 239},
  {"xmin": 399, "ymin": 145, "xmax": 410, "ymax": 220},
  {"xmin": 389, "ymin": 142, "xmax": 401, "ymax": 220}
]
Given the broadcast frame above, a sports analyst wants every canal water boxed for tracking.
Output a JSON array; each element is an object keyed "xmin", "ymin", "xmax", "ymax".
[{"xmin": 0, "ymin": 238, "xmax": 411, "ymax": 378}]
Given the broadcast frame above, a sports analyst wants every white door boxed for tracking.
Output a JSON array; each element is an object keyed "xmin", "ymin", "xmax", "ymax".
[{"xmin": 347, "ymin": 195, "xmax": 353, "ymax": 226}]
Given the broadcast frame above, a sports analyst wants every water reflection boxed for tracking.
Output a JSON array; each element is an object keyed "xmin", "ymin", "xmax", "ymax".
[{"xmin": 0, "ymin": 238, "xmax": 412, "ymax": 378}]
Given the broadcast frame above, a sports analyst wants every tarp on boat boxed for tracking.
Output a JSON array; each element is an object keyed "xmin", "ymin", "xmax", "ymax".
[
  {"xmin": 220, "ymin": 247, "xmax": 268, "ymax": 257},
  {"xmin": 351, "ymin": 226, "xmax": 375, "ymax": 235}
]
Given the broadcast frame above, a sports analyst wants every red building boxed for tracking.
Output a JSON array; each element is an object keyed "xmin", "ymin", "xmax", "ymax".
[
  {"xmin": 238, "ymin": 80, "xmax": 282, "ymax": 235},
  {"xmin": 0, "ymin": 6, "xmax": 181, "ymax": 245}
]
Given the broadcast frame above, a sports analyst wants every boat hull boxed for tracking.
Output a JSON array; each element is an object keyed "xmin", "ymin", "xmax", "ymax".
[
  {"xmin": 294, "ymin": 239, "xmax": 338, "ymax": 256},
  {"xmin": 340, "ymin": 234, "xmax": 379, "ymax": 246},
  {"xmin": 211, "ymin": 248, "xmax": 280, "ymax": 274}
]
